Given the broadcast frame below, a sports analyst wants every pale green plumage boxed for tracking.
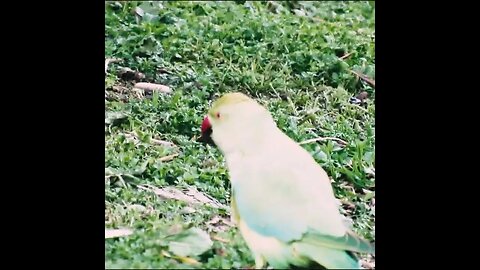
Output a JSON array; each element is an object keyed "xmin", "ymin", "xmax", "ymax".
[
  {"xmin": 206, "ymin": 92, "xmax": 375, "ymax": 269},
  {"xmin": 208, "ymin": 92, "xmax": 251, "ymax": 118}
]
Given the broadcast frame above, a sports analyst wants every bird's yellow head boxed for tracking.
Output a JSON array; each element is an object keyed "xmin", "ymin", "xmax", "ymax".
[{"xmin": 199, "ymin": 92, "xmax": 276, "ymax": 153}]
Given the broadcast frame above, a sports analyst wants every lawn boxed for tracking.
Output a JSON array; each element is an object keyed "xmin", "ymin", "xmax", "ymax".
[{"xmin": 105, "ymin": 1, "xmax": 375, "ymax": 269}]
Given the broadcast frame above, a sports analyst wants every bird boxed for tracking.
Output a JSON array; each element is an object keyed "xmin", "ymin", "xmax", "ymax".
[{"xmin": 198, "ymin": 92, "xmax": 375, "ymax": 269}]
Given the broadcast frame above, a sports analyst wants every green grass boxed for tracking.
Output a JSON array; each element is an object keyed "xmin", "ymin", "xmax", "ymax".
[{"xmin": 105, "ymin": 1, "xmax": 375, "ymax": 268}]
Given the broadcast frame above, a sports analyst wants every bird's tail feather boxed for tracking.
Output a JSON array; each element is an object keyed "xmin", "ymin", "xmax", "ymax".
[{"xmin": 293, "ymin": 242, "xmax": 362, "ymax": 269}]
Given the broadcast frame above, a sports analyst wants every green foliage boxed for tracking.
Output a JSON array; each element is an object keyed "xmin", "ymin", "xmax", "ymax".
[{"xmin": 105, "ymin": 1, "xmax": 375, "ymax": 268}]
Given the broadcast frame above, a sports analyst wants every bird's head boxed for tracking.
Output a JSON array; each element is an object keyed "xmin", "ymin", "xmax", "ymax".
[{"xmin": 198, "ymin": 92, "xmax": 276, "ymax": 154}]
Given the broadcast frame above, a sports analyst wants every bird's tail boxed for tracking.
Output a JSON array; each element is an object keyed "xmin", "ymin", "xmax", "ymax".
[{"xmin": 293, "ymin": 242, "xmax": 363, "ymax": 269}]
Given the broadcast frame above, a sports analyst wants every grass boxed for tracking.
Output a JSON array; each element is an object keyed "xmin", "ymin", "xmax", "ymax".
[{"xmin": 105, "ymin": 1, "xmax": 375, "ymax": 268}]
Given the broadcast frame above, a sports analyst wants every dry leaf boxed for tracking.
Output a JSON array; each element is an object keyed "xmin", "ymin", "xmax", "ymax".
[
  {"xmin": 138, "ymin": 184, "xmax": 228, "ymax": 210},
  {"xmin": 142, "ymin": 185, "xmax": 194, "ymax": 203},
  {"xmin": 186, "ymin": 188, "xmax": 223, "ymax": 208}
]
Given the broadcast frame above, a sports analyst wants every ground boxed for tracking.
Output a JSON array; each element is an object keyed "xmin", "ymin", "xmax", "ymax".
[{"xmin": 105, "ymin": 1, "xmax": 375, "ymax": 269}]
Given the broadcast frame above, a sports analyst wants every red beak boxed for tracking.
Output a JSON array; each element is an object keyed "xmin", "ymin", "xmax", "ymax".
[
  {"xmin": 201, "ymin": 116, "xmax": 211, "ymax": 134},
  {"xmin": 198, "ymin": 116, "xmax": 215, "ymax": 146}
]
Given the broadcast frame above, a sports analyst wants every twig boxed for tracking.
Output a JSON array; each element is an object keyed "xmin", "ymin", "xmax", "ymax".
[
  {"xmin": 157, "ymin": 68, "xmax": 174, "ymax": 75},
  {"xmin": 349, "ymin": 69, "xmax": 375, "ymax": 88},
  {"xmin": 105, "ymin": 58, "xmax": 122, "ymax": 74},
  {"xmin": 117, "ymin": 174, "xmax": 127, "ymax": 188},
  {"xmin": 151, "ymin": 138, "xmax": 177, "ymax": 147},
  {"xmin": 134, "ymin": 82, "xmax": 172, "ymax": 94},
  {"xmin": 299, "ymin": 137, "xmax": 348, "ymax": 146},
  {"xmin": 211, "ymin": 235, "xmax": 230, "ymax": 243},
  {"xmin": 159, "ymin": 153, "xmax": 179, "ymax": 162},
  {"xmin": 340, "ymin": 52, "xmax": 353, "ymax": 60}
]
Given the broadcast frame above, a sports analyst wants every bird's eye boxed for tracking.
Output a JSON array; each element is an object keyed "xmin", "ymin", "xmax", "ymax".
[{"xmin": 216, "ymin": 112, "xmax": 221, "ymax": 118}]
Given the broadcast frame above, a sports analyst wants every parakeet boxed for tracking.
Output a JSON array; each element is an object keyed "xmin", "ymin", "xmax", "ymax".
[{"xmin": 198, "ymin": 92, "xmax": 375, "ymax": 269}]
